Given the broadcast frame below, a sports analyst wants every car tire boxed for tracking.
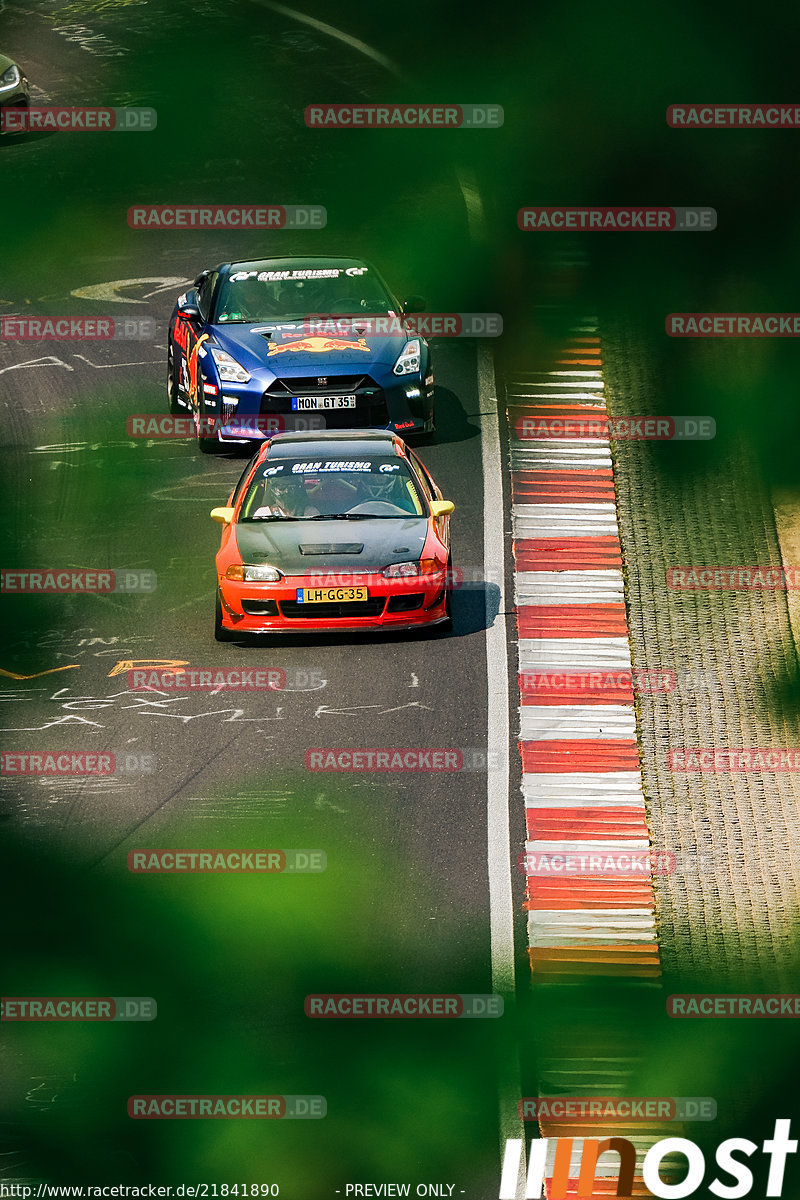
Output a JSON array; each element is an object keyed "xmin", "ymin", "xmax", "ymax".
[
  {"xmin": 167, "ymin": 346, "xmax": 183, "ymax": 415},
  {"xmin": 214, "ymin": 590, "xmax": 235, "ymax": 642}
]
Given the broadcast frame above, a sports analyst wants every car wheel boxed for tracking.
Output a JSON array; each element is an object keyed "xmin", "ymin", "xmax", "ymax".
[
  {"xmin": 167, "ymin": 346, "xmax": 183, "ymax": 415},
  {"xmin": 214, "ymin": 590, "xmax": 235, "ymax": 642}
]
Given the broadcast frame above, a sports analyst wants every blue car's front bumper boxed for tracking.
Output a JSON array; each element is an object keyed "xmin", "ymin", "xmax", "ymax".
[{"xmin": 201, "ymin": 369, "xmax": 434, "ymax": 442}]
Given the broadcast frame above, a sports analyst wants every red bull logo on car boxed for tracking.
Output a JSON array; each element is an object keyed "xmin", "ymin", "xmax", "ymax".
[{"xmin": 266, "ymin": 337, "xmax": 371, "ymax": 356}]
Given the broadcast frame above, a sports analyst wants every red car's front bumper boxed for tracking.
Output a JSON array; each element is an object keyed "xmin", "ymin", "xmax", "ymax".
[{"xmin": 217, "ymin": 571, "xmax": 449, "ymax": 634}]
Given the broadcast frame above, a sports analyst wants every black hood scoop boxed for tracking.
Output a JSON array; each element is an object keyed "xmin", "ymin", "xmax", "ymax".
[{"xmin": 299, "ymin": 543, "xmax": 364, "ymax": 555}]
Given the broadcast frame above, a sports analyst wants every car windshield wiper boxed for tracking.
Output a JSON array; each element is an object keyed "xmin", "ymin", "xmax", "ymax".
[
  {"xmin": 305, "ymin": 512, "xmax": 394, "ymax": 521},
  {"xmin": 243, "ymin": 514, "xmax": 304, "ymax": 522}
]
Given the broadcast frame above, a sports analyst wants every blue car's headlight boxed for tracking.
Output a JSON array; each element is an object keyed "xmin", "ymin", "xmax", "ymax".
[
  {"xmin": 392, "ymin": 339, "xmax": 422, "ymax": 376},
  {"xmin": 209, "ymin": 346, "xmax": 250, "ymax": 383},
  {"xmin": 0, "ymin": 64, "xmax": 21, "ymax": 93}
]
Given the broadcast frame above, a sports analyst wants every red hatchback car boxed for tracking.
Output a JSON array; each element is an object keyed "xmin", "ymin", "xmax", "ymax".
[{"xmin": 211, "ymin": 430, "xmax": 454, "ymax": 639}]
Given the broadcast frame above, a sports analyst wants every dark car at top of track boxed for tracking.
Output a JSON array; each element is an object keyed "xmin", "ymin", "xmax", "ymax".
[
  {"xmin": 211, "ymin": 430, "xmax": 454, "ymax": 638},
  {"xmin": 167, "ymin": 256, "xmax": 435, "ymax": 453}
]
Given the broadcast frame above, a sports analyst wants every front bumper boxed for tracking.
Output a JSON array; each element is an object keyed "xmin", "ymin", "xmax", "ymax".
[
  {"xmin": 205, "ymin": 373, "xmax": 434, "ymax": 443},
  {"xmin": 218, "ymin": 571, "xmax": 449, "ymax": 633}
]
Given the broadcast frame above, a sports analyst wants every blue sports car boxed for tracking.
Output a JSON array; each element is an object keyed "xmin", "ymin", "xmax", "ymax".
[{"xmin": 167, "ymin": 256, "xmax": 435, "ymax": 453}]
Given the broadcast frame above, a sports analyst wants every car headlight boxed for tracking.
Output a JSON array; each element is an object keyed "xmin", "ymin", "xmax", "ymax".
[
  {"xmin": 382, "ymin": 559, "xmax": 443, "ymax": 579},
  {"xmin": 225, "ymin": 564, "xmax": 283, "ymax": 582},
  {"xmin": 244, "ymin": 564, "xmax": 282, "ymax": 582},
  {"xmin": 0, "ymin": 64, "xmax": 21, "ymax": 93},
  {"xmin": 392, "ymin": 339, "xmax": 422, "ymax": 376},
  {"xmin": 209, "ymin": 347, "xmax": 250, "ymax": 383},
  {"xmin": 383, "ymin": 561, "xmax": 419, "ymax": 578}
]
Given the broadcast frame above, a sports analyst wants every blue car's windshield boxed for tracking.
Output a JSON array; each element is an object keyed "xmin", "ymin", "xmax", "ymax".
[
  {"xmin": 238, "ymin": 456, "xmax": 426, "ymax": 521},
  {"xmin": 216, "ymin": 266, "xmax": 396, "ymax": 324}
]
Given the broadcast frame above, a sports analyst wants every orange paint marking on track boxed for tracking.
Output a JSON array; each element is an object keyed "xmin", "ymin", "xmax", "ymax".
[
  {"xmin": 0, "ymin": 664, "xmax": 80, "ymax": 680},
  {"xmin": 107, "ymin": 659, "xmax": 190, "ymax": 677}
]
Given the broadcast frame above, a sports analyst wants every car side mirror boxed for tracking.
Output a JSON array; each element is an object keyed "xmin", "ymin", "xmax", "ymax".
[
  {"xmin": 403, "ymin": 295, "xmax": 426, "ymax": 314},
  {"xmin": 430, "ymin": 500, "xmax": 454, "ymax": 518},
  {"xmin": 210, "ymin": 507, "xmax": 235, "ymax": 524},
  {"xmin": 178, "ymin": 288, "xmax": 202, "ymax": 320}
]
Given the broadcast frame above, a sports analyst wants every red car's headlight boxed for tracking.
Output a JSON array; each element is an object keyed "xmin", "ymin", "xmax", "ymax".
[{"xmin": 382, "ymin": 558, "xmax": 444, "ymax": 579}]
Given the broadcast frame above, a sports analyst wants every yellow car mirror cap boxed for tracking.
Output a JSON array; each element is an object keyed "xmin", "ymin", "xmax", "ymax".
[
  {"xmin": 430, "ymin": 499, "xmax": 454, "ymax": 518},
  {"xmin": 210, "ymin": 506, "xmax": 235, "ymax": 525}
]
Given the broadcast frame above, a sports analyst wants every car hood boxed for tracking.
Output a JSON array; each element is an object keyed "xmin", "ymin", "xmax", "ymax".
[
  {"xmin": 234, "ymin": 516, "xmax": 429, "ymax": 573},
  {"xmin": 211, "ymin": 323, "xmax": 408, "ymax": 372},
  {"xmin": 0, "ymin": 52, "xmax": 17, "ymax": 72}
]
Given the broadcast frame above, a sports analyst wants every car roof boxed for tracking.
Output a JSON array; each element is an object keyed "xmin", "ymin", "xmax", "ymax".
[{"xmin": 264, "ymin": 430, "xmax": 401, "ymax": 460}]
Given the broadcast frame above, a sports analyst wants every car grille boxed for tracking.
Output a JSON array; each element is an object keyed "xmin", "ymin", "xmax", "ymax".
[
  {"xmin": 279, "ymin": 598, "xmax": 386, "ymax": 620},
  {"xmin": 261, "ymin": 374, "xmax": 388, "ymax": 428}
]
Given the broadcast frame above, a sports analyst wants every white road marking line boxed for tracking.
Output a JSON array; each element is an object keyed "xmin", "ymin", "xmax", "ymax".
[
  {"xmin": 71, "ymin": 277, "xmax": 190, "ymax": 304},
  {"xmin": 0, "ymin": 355, "xmax": 75, "ymax": 374},
  {"xmin": 479, "ymin": 341, "xmax": 528, "ymax": 1195},
  {"xmin": 72, "ymin": 355, "xmax": 161, "ymax": 369}
]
